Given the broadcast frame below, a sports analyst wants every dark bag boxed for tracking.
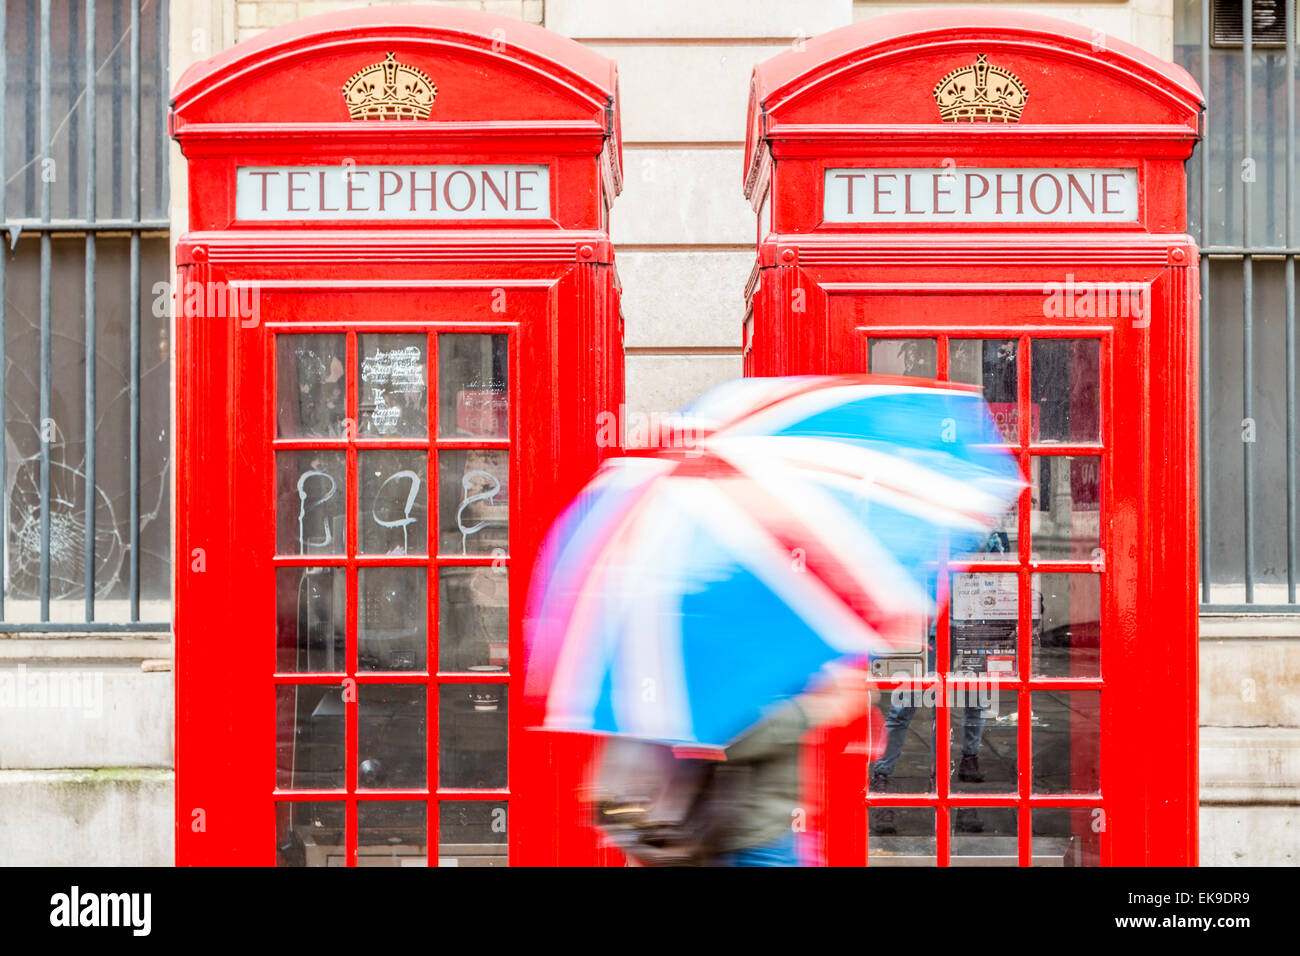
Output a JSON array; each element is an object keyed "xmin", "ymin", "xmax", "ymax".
[{"xmin": 592, "ymin": 738, "xmax": 741, "ymax": 866}]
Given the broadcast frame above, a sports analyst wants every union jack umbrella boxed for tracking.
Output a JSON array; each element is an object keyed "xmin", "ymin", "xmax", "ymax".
[{"xmin": 523, "ymin": 375, "xmax": 1024, "ymax": 747}]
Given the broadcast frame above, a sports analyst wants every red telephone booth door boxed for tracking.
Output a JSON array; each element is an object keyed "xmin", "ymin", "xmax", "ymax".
[{"xmin": 171, "ymin": 7, "xmax": 624, "ymax": 866}]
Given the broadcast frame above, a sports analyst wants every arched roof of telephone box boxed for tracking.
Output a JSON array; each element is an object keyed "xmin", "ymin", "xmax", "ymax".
[
  {"xmin": 171, "ymin": 5, "xmax": 621, "ymax": 177},
  {"xmin": 745, "ymin": 7, "xmax": 1204, "ymax": 195}
]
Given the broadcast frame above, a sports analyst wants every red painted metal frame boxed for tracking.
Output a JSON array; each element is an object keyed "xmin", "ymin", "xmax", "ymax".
[
  {"xmin": 172, "ymin": 8, "xmax": 623, "ymax": 866},
  {"xmin": 744, "ymin": 10, "xmax": 1202, "ymax": 866}
]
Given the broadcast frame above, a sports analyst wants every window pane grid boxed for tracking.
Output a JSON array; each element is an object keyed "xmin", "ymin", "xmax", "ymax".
[{"xmin": 274, "ymin": 328, "xmax": 511, "ymax": 865}]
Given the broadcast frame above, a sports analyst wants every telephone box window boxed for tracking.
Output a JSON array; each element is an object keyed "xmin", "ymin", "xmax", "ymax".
[
  {"xmin": 276, "ymin": 335, "xmax": 347, "ymax": 438},
  {"xmin": 868, "ymin": 807, "xmax": 936, "ymax": 866},
  {"xmin": 949, "ymin": 338, "xmax": 1019, "ymax": 444},
  {"xmin": 358, "ymin": 567, "xmax": 428, "ymax": 672},
  {"xmin": 950, "ymin": 571, "xmax": 1020, "ymax": 676},
  {"xmin": 439, "ymin": 334, "xmax": 509, "ymax": 439},
  {"xmin": 1031, "ymin": 690, "xmax": 1101, "ymax": 794},
  {"xmin": 359, "ymin": 451, "xmax": 428, "ymax": 556},
  {"xmin": 357, "ymin": 684, "xmax": 427, "ymax": 790},
  {"xmin": 275, "ymin": 802, "xmax": 345, "ymax": 867},
  {"xmin": 439, "ymin": 684, "xmax": 508, "ymax": 790},
  {"xmin": 439, "ymin": 801, "xmax": 508, "ymax": 867},
  {"xmin": 1031, "ymin": 808, "xmax": 1102, "ymax": 867},
  {"xmin": 277, "ymin": 451, "xmax": 347, "ymax": 556},
  {"xmin": 868, "ymin": 338, "xmax": 937, "ymax": 378},
  {"xmin": 1033, "ymin": 574, "xmax": 1102, "ymax": 679},
  {"xmin": 949, "ymin": 709, "xmax": 1017, "ymax": 794},
  {"xmin": 1031, "ymin": 340, "xmax": 1101, "ymax": 443},
  {"xmin": 276, "ymin": 685, "xmax": 346, "ymax": 790},
  {"xmin": 438, "ymin": 567, "xmax": 509, "ymax": 672},
  {"xmin": 276, "ymin": 567, "xmax": 345, "ymax": 674},
  {"xmin": 439, "ymin": 450, "xmax": 509, "ymax": 556},
  {"xmin": 950, "ymin": 807, "xmax": 1017, "ymax": 865},
  {"xmin": 1030, "ymin": 455, "xmax": 1101, "ymax": 560},
  {"xmin": 358, "ymin": 802, "xmax": 428, "ymax": 867},
  {"xmin": 358, "ymin": 334, "xmax": 428, "ymax": 438}
]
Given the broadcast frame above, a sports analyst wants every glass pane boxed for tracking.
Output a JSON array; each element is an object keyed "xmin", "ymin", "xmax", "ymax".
[
  {"xmin": 358, "ymin": 684, "xmax": 426, "ymax": 790},
  {"xmin": 276, "ymin": 451, "xmax": 346, "ymax": 556},
  {"xmin": 439, "ymin": 801, "xmax": 508, "ymax": 867},
  {"xmin": 1032, "ymin": 807, "xmax": 1103, "ymax": 866},
  {"xmin": 868, "ymin": 807, "xmax": 935, "ymax": 865},
  {"xmin": 1031, "ymin": 691, "xmax": 1101, "ymax": 794},
  {"xmin": 439, "ymin": 450, "xmax": 509, "ymax": 556},
  {"xmin": 358, "ymin": 802, "xmax": 427, "ymax": 867},
  {"xmin": 439, "ymin": 567, "xmax": 509, "ymax": 672},
  {"xmin": 956, "ymin": 516, "xmax": 1019, "ymax": 563},
  {"xmin": 869, "ymin": 694, "xmax": 936, "ymax": 795},
  {"xmin": 358, "ymin": 333, "xmax": 428, "ymax": 438},
  {"xmin": 277, "ymin": 567, "xmax": 345, "ymax": 673},
  {"xmin": 358, "ymin": 568, "xmax": 427, "ymax": 672},
  {"xmin": 1034, "ymin": 573, "xmax": 1102, "ymax": 678},
  {"xmin": 276, "ymin": 684, "xmax": 346, "ymax": 790},
  {"xmin": 276, "ymin": 801, "xmax": 345, "ymax": 867},
  {"xmin": 868, "ymin": 338, "xmax": 936, "ymax": 377},
  {"xmin": 950, "ymin": 338, "xmax": 1017, "ymax": 398},
  {"xmin": 359, "ymin": 451, "xmax": 427, "ymax": 555},
  {"xmin": 950, "ymin": 807, "xmax": 1017, "ymax": 866},
  {"xmin": 439, "ymin": 334, "xmax": 508, "ymax": 438},
  {"xmin": 949, "ymin": 691, "xmax": 1015, "ymax": 794},
  {"xmin": 1031, "ymin": 340, "xmax": 1100, "ymax": 443},
  {"xmin": 439, "ymin": 684, "xmax": 508, "ymax": 789},
  {"xmin": 277, "ymin": 335, "xmax": 346, "ymax": 438},
  {"xmin": 1030, "ymin": 456, "xmax": 1100, "ymax": 561},
  {"xmin": 950, "ymin": 572, "xmax": 1019, "ymax": 675}
]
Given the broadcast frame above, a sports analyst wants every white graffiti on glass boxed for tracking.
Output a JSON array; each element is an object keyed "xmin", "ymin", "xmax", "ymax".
[
  {"xmin": 371, "ymin": 469, "xmax": 421, "ymax": 554},
  {"xmin": 456, "ymin": 469, "xmax": 501, "ymax": 553},
  {"xmin": 297, "ymin": 470, "xmax": 337, "ymax": 552}
]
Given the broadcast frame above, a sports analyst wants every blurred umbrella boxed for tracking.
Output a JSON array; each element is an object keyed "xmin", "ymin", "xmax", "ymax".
[{"xmin": 524, "ymin": 375, "xmax": 1023, "ymax": 747}]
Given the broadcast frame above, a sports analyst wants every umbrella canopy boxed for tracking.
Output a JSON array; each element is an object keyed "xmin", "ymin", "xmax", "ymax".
[{"xmin": 524, "ymin": 375, "xmax": 1023, "ymax": 747}]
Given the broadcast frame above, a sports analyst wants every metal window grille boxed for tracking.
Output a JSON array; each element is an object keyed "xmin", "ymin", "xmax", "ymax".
[
  {"xmin": 1179, "ymin": 0, "xmax": 1299, "ymax": 610},
  {"xmin": 0, "ymin": 0, "xmax": 170, "ymax": 631}
]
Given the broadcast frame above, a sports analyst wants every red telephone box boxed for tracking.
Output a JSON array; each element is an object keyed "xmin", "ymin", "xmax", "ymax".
[
  {"xmin": 743, "ymin": 10, "xmax": 1202, "ymax": 865},
  {"xmin": 171, "ymin": 7, "xmax": 623, "ymax": 866}
]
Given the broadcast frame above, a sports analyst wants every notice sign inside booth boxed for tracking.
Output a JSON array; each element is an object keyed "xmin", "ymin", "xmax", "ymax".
[
  {"xmin": 236, "ymin": 164, "xmax": 551, "ymax": 220},
  {"xmin": 824, "ymin": 167, "xmax": 1138, "ymax": 223}
]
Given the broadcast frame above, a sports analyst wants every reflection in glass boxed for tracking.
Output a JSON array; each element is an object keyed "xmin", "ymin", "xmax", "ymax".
[
  {"xmin": 1034, "ymin": 574, "xmax": 1101, "ymax": 678},
  {"xmin": 950, "ymin": 697, "xmax": 1015, "ymax": 794},
  {"xmin": 276, "ymin": 801, "xmax": 344, "ymax": 867},
  {"xmin": 868, "ymin": 338, "xmax": 937, "ymax": 378},
  {"xmin": 276, "ymin": 334, "xmax": 346, "ymax": 438},
  {"xmin": 276, "ymin": 451, "xmax": 346, "ymax": 556},
  {"xmin": 950, "ymin": 807, "xmax": 1017, "ymax": 865},
  {"xmin": 276, "ymin": 567, "xmax": 345, "ymax": 673},
  {"xmin": 358, "ymin": 568, "xmax": 427, "ymax": 671},
  {"xmin": 439, "ymin": 567, "xmax": 509, "ymax": 671},
  {"xmin": 868, "ymin": 807, "xmax": 936, "ymax": 866},
  {"xmin": 949, "ymin": 338, "xmax": 1018, "ymax": 443},
  {"xmin": 439, "ymin": 801, "xmax": 508, "ymax": 867},
  {"xmin": 439, "ymin": 334, "xmax": 508, "ymax": 438},
  {"xmin": 869, "ymin": 697, "xmax": 936, "ymax": 796},
  {"xmin": 358, "ymin": 684, "xmax": 426, "ymax": 790},
  {"xmin": 1031, "ymin": 690, "xmax": 1101, "ymax": 794},
  {"xmin": 957, "ymin": 516, "xmax": 1019, "ymax": 563},
  {"xmin": 1032, "ymin": 807, "xmax": 1102, "ymax": 866},
  {"xmin": 358, "ymin": 801, "xmax": 427, "ymax": 867},
  {"xmin": 358, "ymin": 333, "xmax": 427, "ymax": 437},
  {"xmin": 1031, "ymin": 339, "xmax": 1100, "ymax": 443},
  {"xmin": 276, "ymin": 684, "xmax": 346, "ymax": 790},
  {"xmin": 950, "ymin": 572, "xmax": 1020, "ymax": 676},
  {"xmin": 439, "ymin": 450, "xmax": 509, "ymax": 555},
  {"xmin": 439, "ymin": 684, "xmax": 508, "ymax": 789},
  {"xmin": 359, "ymin": 451, "xmax": 427, "ymax": 555},
  {"xmin": 1031, "ymin": 455, "xmax": 1100, "ymax": 561}
]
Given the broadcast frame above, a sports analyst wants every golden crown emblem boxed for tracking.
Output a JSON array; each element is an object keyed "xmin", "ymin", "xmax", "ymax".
[
  {"xmin": 933, "ymin": 54, "xmax": 1028, "ymax": 123},
  {"xmin": 342, "ymin": 52, "xmax": 437, "ymax": 121}
]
